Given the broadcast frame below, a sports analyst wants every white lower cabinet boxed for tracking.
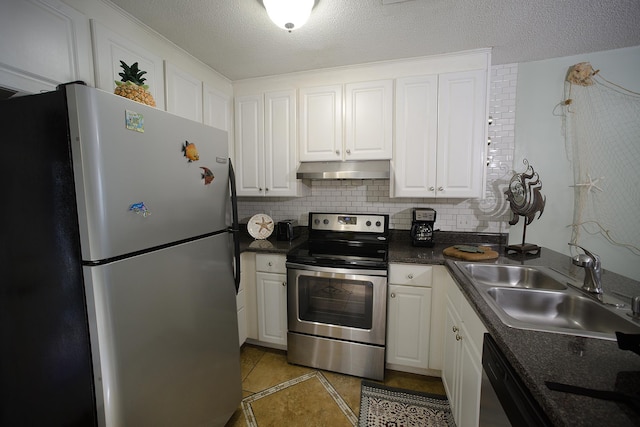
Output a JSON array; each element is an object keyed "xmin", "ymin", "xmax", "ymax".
[
  {"xmin": 442, "ymin": 272, "xmax": 486, "ymax": 427},
  {"xmin": 386, "ymin": 264, "xmax": 433, "ymax": 373},
  {"xmin": 236, "ymin": 270, "xmax": 247, "ymax": 347},
  {"xmin": 255, "ymin": 254, "xmax": 287, "ymax": 348},
  {"xmin": 238, "ymin": 252, "xmax": 256, "ymax": 344}
]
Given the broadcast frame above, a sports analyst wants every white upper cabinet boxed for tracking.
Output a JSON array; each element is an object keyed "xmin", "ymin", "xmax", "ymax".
[
  {"xmin": 0, "ymin": 0, "xmax": 93, "ymax": 93},
  {"xmin": 264, "ymin": 91, "xmax": 300, "ymax": 196},
  {"xmin": 203, "ymin": 84, "xmax": 231, "ymax": 132},
  {"xmin": 394, "ymin": 75, "xmax": 439, "ymax": 198},
  {"xmin": 437, "ymin": 70, "xmax": 487, "ymax": 198},
  {"xmin": 299, "ymin": 85, "xmax": 343, "ymax": 161},
  {"xmin": 299, "ymin": 80, "xmax": 393, "ymax": 161},
  {"xmin": 165, "ymin": 61, "xmax": 203, "ymax": 122},
  {"xmin": 235, "ymin": 95, "xmax": 264, "ymax": 195},
  {"xmin": 91, "ymin": 20, "xmax": 165, "ymax": 110},
  {"xmin": 235, "ymin": 90, "xmax": 308, "ymax": 197},
  {"xmin": 345, "ymin": 80, "xmax": 393, "ymax": 160},
  {"xmin": 393, "ymin": 68, "xmax": 488, "ymax": 199}
]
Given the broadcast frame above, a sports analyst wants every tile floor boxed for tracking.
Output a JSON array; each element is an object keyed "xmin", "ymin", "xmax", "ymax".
[{"xmin": 225, "ymin": 344, "xmax": 447, "ymax": 426}]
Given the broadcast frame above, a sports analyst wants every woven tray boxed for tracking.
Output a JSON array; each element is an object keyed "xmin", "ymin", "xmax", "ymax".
[{"xmin": 442, "ymin": 245, "xmax": 499, "ymax": 261}]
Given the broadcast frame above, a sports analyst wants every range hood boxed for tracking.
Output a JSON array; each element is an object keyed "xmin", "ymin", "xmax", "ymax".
[{"xmin": 296, "ymin": 160, "xmax": 390, "ymax": 180}]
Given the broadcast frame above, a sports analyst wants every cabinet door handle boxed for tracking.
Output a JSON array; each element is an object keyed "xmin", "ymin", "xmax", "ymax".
[
  {"xmin": 438, "ymin": 186, "xmax": 444, "ymax": 191},
  {"xmin": 452, "ymin": 326, "xmax": 459, "ymax": 333},
  {"xmin": 429, "ymin": 186, "xmax": 435, "ymax": 191},
  {"xmin": 456, "ymin": 334, "xmax": 462, "ymax": 341},
  {"xmin": 265, "ymin": 188, "xmax": 269, "ymax": 192},
  {"xmin": 282, "ymin": 282, "xmax": 286, "ymax": 287},
  {"xmin": 390, "ymin": 292, "xmax": 396, "ymax": 298},
  {"xmin": 335, "ymin": 150, "xmax": 340, "ymax": 155},
  {"xmin": 268, "ymin": 261, "xmax": 273, "ymax": 266},
  {"xmin": 259, "ymin": 188, "xmax": 263, "ymax": 192},
  {"xmin": 346, "ymin": 149, "xmax": 351, "ymax": 154},
  {"xmin": 407, "ymin": 273, "xmax": 414, "ymax": 279}
]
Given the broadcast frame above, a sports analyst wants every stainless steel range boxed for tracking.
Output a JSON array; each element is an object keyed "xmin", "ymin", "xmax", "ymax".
[{"xmin": 286, "ymin": 212, "xmax": 389, "ymax": 380}]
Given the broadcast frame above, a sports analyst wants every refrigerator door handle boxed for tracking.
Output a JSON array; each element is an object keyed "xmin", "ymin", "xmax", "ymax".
[{"xmin": 228, "ymin": 159, "xmax": 241, "ymax": 294}]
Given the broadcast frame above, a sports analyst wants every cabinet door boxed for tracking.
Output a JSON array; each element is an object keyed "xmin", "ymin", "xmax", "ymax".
[
  {"xmin": 299, "ymin": 85, "xmax": 343, "ymax": 161},
  {"xmin": 0, "ymin": 0, "xmax": 93, "ymax": 93},
  {"xmin": 91, "ymin": 20, "xmax": 165, "ymax": 109},
  {"xmin": 264, "ymin": 90, "xmax": 298, "ymax": 196},
  {"xmin": 203, "ymin": 84, "xmax": 231, "ymax": 131},
  {"xmin": 165, "ymin": 62, "xmax": 203, "ymax": 122},
  {"xmin": 256, "ymin": 272, "xmax": 287, "ymax": 346},
  {"xmin": 442, "ymin": 300, "xmax": 461, "ymax": 422},
  {"xmin": 459, "ymin": 329, "xmax": 483, "ymax": 427},
  {"xmin": 236, "ymin": 273, "xmax": 247, "ymax": 346},
  {"xmin": 393, "ymin": 75, "xmax": 438, "ymax": 197},
  {"xmin": 242, "ymin": 252, "xmax": 258, "ymax": 341},
  {"xmin": 234, "ymin": 95, "xmax": 264, "ymax": 196},
  {"xmin": 437, "ymin": 69, "xmax": 487, "ymax": 198},
  {"xmin": 429, "ymin": 266, "xmax": 449, "ymax": 371},
  {"xmin": 345, "ymin": 80, "xmax": 393, "ymax": 160},
  {"xmin": 386, "ymin": 284, "xmax": 431, "ymax": 369}
]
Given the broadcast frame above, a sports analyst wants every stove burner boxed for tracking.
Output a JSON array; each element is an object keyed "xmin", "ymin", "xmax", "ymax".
[{"xmin": 287, "ymin": 212, "xmax": 389, "ymax": 270}]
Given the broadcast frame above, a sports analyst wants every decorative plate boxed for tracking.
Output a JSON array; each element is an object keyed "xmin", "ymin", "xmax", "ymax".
[{"xmin": 247, "ymin": 214, "xmax": 274, "ymax": 240}]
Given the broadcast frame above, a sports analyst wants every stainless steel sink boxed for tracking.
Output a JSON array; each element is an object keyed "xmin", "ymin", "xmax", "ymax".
[
  {"xmin": 459, "ymin": 264, "xmax": 568, "ymax": 290},
  {"xmin": 453, "ymin": 262, "xmax": 640, "ymax": 340}
]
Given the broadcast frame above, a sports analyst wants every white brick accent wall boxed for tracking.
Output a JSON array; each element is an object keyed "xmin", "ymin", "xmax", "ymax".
[{"xmin": 238, "ymin": 64, "xmax": 518, "ymax": 232}]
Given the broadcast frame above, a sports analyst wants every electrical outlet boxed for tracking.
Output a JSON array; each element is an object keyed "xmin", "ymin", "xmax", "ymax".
[{"xmin": 457, "ymin": 216, "xmax": 471, "ymax": 229}]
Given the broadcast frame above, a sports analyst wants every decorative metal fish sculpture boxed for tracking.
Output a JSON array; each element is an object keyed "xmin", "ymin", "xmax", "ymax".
[
  {"xmin": 182, "ymin": 141, "xmax": 199, "ymax": 162},
  {"xmin": 200, "ymin": 167, "xmax": 214, "ymax": 185},
  {"xmin": 505, "ymin": 159, "xmax": 546, "ymax": 226}
]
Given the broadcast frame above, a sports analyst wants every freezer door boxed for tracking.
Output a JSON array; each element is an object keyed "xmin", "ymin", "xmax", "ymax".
[
  {"xmin": 66, "ymin": 84, "xmax": 231, "ymax": 262},
  {"xmin": 83, "ymin": 234, "xmax": 241, "ymax": 427}
]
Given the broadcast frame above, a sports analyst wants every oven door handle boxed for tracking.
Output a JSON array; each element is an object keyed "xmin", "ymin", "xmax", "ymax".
[{"xmin": 286, "ymin": 262, "xmax": 388, "ymax": 277}]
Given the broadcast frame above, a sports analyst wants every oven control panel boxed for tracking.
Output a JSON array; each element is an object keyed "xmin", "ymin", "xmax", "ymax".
[{"xmin": 309, "ymin": 213, "xmax": 388, "ymax": 233}]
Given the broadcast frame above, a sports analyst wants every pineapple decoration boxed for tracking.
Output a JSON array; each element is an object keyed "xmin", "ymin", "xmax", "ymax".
[{"xmin": 114, "ymin": 61, "xmax": 156, "ymax": 107}]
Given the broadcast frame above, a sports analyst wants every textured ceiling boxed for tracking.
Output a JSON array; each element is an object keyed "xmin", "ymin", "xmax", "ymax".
[{"xmin": 110, "ymin": 0, "xmax": 640, "ymax": 81}]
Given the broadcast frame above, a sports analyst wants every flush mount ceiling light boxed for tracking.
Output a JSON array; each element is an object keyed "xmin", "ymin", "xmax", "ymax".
[{"xmin": 263, "ymin": 0, "xmax": 314, "ymax": 32}]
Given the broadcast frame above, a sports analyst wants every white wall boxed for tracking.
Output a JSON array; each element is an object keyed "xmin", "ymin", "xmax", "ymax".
[{"xmin": 513, "ymin": 45, "xmax": 640, "ymax": 281}]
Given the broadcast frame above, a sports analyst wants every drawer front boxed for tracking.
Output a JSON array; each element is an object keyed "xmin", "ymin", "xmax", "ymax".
[
  {"xmin": 388, "ymin": 264, "xmax": 433, "ymax": 286},
  {"xmin": 256, "ymin": 253, "xmax": 286, "ymax": 274}
]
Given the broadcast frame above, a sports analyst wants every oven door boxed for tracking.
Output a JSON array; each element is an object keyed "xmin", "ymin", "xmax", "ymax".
[{"xmin": 286, "ymin": 263, "xmax": 387, "ymax": 345}]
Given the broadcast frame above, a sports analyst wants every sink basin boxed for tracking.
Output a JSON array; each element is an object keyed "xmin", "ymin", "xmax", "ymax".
[
  {"xmin": 453, "ymin": 262, "xmax": 640, "ymax": 340},
  {"xmin": 486, "ymin": 287, "xmax": 640, "ymax": 337},
  {"xmin": 460, "ymin": 264, "xmax": 567, "ymax": 290}
]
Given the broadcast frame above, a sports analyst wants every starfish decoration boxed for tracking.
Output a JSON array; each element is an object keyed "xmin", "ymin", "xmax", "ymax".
[
  {"xmin": 571, "ymin": 174, "xmax": 604, "ymax": 193},
  {"xmin": 255, "ymin": 216, "xmax": 273, "ymax": 232}
]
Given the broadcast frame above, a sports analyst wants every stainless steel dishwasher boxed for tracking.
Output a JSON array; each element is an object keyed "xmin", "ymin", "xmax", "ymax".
[{"xmin": 479, "ymin": 334, "xmax": 552, "ymax": 427}]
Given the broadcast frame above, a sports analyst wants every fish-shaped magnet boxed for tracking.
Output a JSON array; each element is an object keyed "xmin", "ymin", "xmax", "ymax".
[
  {"xmin": 200, "ymin": 167, "xmax": 214, "ymax": 185},
  {"xmin": 182, "ymin": 141, "xmax": 199, "ymax": 162},
  {"xmin": 129, "ymin": 202, "xmax": 151, "ymax": 217}
]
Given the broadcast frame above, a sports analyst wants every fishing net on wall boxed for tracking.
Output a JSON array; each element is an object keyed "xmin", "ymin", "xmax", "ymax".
[{"xmin": 563, "ymin": 62, "xmax": 640, "ymax": 255}]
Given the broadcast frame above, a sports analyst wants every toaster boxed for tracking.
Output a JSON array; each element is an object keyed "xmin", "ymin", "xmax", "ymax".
[{"xmin": 276, "ymin": 219, "xmax": 299, "ymax": 241}]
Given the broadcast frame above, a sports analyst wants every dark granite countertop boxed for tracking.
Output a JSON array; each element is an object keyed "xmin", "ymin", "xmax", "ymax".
[
  {"xmin": 240, "ymin": 228, "xmax": 640, "ymax": 425},
  {"xmin": 238, "ymin": 226, "xmax": 307, "ymax": 254},
  {"xmin": 390, "ymin": 232, "xmax": 640, "ymax": 427}
]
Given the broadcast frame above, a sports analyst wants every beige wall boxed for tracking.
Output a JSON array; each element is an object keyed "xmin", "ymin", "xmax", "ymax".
[{"xmin": 513, "ymin": 45, "xmax": 640, "ymax": 280}]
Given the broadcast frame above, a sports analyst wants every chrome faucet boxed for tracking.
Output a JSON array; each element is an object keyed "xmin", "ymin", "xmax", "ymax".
[{"xmin": 568, "ymin": 243, "xmax": 602, "ymax": 294}]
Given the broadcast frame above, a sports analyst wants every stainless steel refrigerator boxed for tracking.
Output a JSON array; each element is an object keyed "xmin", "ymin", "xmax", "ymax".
[{"xmin": 0, "ymin": 83, "xmax": 242, "ymax": 426}]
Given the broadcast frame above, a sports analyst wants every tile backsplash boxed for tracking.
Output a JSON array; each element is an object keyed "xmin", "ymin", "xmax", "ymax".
[{"xmin": 238, "ymin": 64, "xmax": 518, "ymax": 232}]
